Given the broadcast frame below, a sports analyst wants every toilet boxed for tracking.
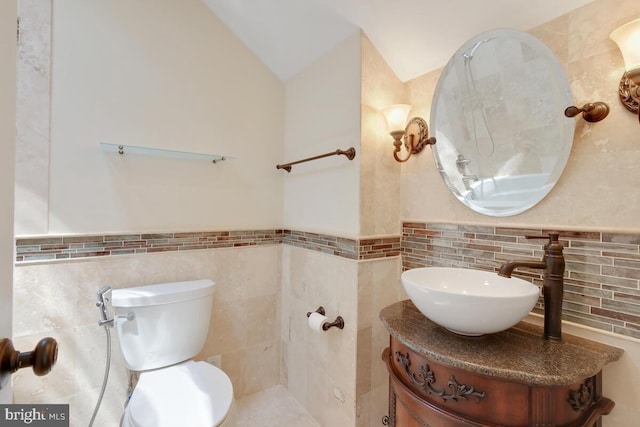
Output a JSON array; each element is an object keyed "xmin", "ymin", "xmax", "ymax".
[{"xmin": 111, "ymin": 279, "xmax": 236, "ymax": 427}]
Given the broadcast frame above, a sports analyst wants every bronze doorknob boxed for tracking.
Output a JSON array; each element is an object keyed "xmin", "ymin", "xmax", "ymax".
[{"xmin": 0, "ymin": 337, "xmax": 58, "ymax": 389}]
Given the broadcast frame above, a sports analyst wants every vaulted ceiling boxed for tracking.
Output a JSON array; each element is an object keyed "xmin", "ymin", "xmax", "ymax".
[{"xmin": 203, "ymin": 0, "xmax": 595, "ymax": 82}]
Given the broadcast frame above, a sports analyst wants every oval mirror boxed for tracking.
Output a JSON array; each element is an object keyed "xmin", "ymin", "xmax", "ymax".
[{"xmin": 430, "ymin": 29, "xmax": 574, "ymax": 217}]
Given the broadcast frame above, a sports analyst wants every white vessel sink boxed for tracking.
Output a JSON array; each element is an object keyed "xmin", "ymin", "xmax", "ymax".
[{"xmin": 401, "ymin": 267, "xmax": 540, "ymax": 336}]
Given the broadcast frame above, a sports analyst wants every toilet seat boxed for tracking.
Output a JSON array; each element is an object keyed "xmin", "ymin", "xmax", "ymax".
[{"xmin": 124, "ymin": 360, "xmax": 234, "ymax": 427}]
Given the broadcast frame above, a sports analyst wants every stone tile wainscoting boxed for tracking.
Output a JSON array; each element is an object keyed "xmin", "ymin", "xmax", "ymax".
[
  {"xmin": 13, "ymin": 228, "xmax": 402, "ymax": 427},
  {"xmin": 402, "ymin": 222, "xmax": 640, "ymax": 340},
  {"xmin": 13, "ymin": 223, "xmax": 640, "ymax": 426},
  {"xmin": 12, "ymin": 244, "xmax": 285, "ymax": 427}
]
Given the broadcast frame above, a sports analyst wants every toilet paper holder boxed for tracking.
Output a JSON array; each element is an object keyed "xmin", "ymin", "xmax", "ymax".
[{"xmin": 306, "ymin": 306, "xmax": 345, "ymax": 331}]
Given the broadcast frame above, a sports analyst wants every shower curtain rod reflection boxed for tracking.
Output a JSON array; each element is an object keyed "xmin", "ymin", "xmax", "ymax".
[{"xmin": 276, "ymin": 147, "xmax": 356, "ymax": 172}]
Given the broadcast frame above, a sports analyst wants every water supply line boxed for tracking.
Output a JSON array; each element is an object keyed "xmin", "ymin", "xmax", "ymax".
[{"xmin": 89, "ymin": 285, "xmax": 114, "ymax": 427}]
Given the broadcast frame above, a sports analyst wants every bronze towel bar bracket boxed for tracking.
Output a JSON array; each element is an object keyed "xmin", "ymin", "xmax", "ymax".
[
  {"xmin": 276, "ymin": 147, "xmax": 356, "ymax": 172},
  {"xmin": 564, "ymin": 102, "xmax": 610, "ymax": 123}
]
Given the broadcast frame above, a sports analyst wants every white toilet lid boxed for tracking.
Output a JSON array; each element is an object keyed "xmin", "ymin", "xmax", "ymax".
[{"xmin": 126, "ymin": 360, "xmax": 234, "ymax": 427}]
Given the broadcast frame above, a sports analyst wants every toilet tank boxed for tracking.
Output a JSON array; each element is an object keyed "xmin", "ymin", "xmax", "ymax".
[{"xmin": 111, "ymin": 279, "xmax": 215, "ymax": 371}]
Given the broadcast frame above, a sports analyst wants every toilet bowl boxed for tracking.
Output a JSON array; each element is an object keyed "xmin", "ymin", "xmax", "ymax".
[
  {"xmin": 123, "ymin": 361, "xmax": 236, "ymax": 427},
  {"xmin": 112, "ymin": 279, "xmax": 235, "ymax": 427}
]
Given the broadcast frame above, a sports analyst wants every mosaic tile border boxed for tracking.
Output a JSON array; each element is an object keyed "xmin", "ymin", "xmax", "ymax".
[
  {"xmin": 283, "ymin": 230, "xmax": 358, "ymax": 259},
  {"xmin": 15, "ymin": 230, "xmax": 285, "ymax": 262},
  {"xmin": 402, "ymin": 222, "xmax": 640, "ymax": 340},
  {"xmin": 282, "ymin": 230, "xmax": 400, "ymax": 260},
  {"xmin": 15, "ymin": 229, "xmax": 401, "ymax": 263}
]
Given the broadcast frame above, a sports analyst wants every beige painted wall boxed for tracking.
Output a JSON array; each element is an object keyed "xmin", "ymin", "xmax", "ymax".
[
  {"xmin": 14, "ymin": 0, "xmax": 50, "ymax": 236},
  {"xmin": 0, "ymin": 0, "xmax": 16, "ymax": 405},
  {"xmin": 283, "ymin": 32, "xmax": 361, "ymax": 237},
  {"xmin": 403, "ymin": 0, "xmax": 640, "ymax": 232},
  {"xmin": 24, "ymin": 0, "xmax": 285, "ymax": 235}
]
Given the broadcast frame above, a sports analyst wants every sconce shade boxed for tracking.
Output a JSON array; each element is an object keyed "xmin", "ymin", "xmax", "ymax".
[
  {"xmin": 382, "ymin": 104, "xmax": 411, "ymax": 134},
  {"xmin": 610, "ymin": 18, "xmax": 640, "ymax": 71},
  {"xmin": 611, "ymin": 18, "xmax": 640, "ymax": 121}
]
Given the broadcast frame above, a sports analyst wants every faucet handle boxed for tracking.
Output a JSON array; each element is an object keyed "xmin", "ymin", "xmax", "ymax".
[
  {"xmin": 525, "ymin": 232, "xmax": 564, "ymax": 254},
  {"xmin": 525, "ymin": 232, "xmax": 560, "ymax": 242}
]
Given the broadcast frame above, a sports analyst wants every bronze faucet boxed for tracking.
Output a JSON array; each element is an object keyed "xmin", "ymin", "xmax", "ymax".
[{"xmin": 497, "ymin": 232, "xmax": 565, "ymax": 342}]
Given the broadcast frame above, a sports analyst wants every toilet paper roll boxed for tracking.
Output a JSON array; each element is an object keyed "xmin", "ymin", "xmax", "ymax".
[{"xmin": 308, "ymin": 312, "xmax": 328, "ymax": 333}]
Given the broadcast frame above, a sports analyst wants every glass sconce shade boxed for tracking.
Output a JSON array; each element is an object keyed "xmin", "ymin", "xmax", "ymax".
[
  {"xmin": 382, "ymin": 104, "xmax": 411, "ymax": 134},
  {"xmin": 611, "ymin": 19, "xmax": 640, "ymax": 120},
  {"xmin": 610, "ymin": 18, "xmax": 640, "ymax": 71}
]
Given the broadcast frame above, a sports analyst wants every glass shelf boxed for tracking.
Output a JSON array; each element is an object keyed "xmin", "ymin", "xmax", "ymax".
[{"xmin": 99, "ymin": 142, "xmax": 232, "ymax": 163}]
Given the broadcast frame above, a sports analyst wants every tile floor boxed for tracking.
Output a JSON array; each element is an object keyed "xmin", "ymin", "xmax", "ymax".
[{"xmin": 236, "ymin": 385, "xmax": 319, "ymax": 427}]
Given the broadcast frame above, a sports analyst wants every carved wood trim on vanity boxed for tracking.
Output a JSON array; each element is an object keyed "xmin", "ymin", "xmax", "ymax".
[
  {"xmin": 394, "ymin": 351, "xmax": 486, "ymax": 403},
  {"xmin": 383, "ymin": 339, "xmax": 615, "ymax": 426},
  {"xmin": 569, "ymin": 378, "xmax": 595, "ymax": 412}
]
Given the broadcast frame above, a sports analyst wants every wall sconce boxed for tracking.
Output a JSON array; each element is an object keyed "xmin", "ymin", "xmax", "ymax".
[
  {"xmin": 382, "ymin": 104, "xmax": 436, "ymax": 163},
  {"xmin": 610, "ymin": 18, "xmax": 640, "ymax": 122}
]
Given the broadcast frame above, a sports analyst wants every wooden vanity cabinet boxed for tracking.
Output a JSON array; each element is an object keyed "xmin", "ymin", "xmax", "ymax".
[{"xmin": 383, "ymin": 338, "xmax": 613, "ymax": 427}]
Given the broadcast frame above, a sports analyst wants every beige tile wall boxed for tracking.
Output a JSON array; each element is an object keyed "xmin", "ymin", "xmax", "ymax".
[
  {"xmin": 357, "ymin": 31, "xmax": 411, "ymax": 427},
  {"xmin": 359, "ymin": 34, "xmax": 407, "ymax": 237},
  {"xmin": 402, "ymin": 0, "xmax": 640, "ymax": 229},
  {"xmin": 13, "ymin": 245, "xmax": 281, "ymax": 427},
  {"xmin": 280, "ymin": 245, "xmax": 360, "ymax": 426},
  {"xmin": 355, "ymin": 258, "xmax": 404, "ymax": 427},
  {"xmin": 14, "ymin": 227, "xmax": 404, "ymax": 427},
  {"xmin": 278, "ymin": 244, "xmax": 404, "ymax": 427}
]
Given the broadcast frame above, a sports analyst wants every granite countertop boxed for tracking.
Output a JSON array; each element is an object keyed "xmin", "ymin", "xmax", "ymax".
[{"xmin": 380, "ymin": 300, "xmax": 624, "ymax": 386}]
